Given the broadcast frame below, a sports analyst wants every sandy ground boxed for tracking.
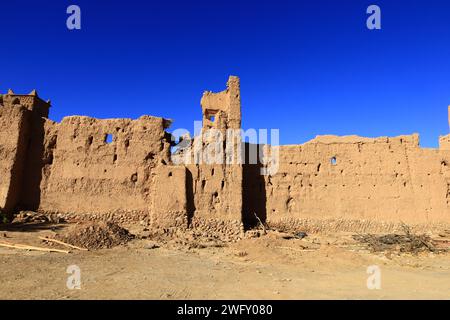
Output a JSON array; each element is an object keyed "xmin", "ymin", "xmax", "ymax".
[{"xmin": 1, "ymin": 223, "xmax": 450, "ymax": 300}]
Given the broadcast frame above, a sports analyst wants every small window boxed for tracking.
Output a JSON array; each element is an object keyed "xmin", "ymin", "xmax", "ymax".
[
  {"xmin": 209, "ymin": 115, "xmax": 215, "ymax": 122},
  {"xmin": 330, "ymin": 157, "xmax": 337, "ymax": 165},
  {"xmin": 105, "ymin": 134, "xmax": 113, "ymax": 144}
]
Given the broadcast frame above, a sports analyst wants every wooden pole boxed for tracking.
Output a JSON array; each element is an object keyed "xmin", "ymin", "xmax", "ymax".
[
  {"xmin": 38, "ymin": 236, "xmax": 88, "ymax": 251},
  {"xmin": 0, "ymin": 241, "xmax": 70, "ymax": 254}
]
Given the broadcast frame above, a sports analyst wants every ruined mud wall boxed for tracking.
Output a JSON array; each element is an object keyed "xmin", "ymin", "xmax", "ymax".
[
  {"xmin": 151, "ymin": 166, "xmax": 187, "ymax": 228},
  {"xmin": 18, "ymin": 117, "xmax": 57, "ymax": 211},
  {"xmin": 263, "ymin": 134, "xmax": 450, "ymax": 224},
  {"xmin": 186, "ymin": 163, "xmax": 242, "ymax": 222},
  {"xmin": 5, "ymin": 78, "xmax": 450, "ymax": 230},
  {"xmin": 0, "ymin": 105, "xmax": 30, "ymax": 213},
  {"xmin": 181, "ymin": 76, "xmax": 243, "ymax": 230},
  {"xmin": 38, "ymin": 116, "xmax": 172, "ymax": 216}
]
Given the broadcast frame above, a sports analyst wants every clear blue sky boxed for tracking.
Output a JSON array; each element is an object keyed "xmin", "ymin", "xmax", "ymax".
[{"xmin": 1, "ymin": 0, "xmax": 449, "ymax": 147}]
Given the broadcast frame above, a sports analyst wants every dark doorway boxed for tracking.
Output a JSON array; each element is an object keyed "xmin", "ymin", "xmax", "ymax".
[{"xmin": 242, "ymin": 142, "xmax": 267, "ymax": 229}]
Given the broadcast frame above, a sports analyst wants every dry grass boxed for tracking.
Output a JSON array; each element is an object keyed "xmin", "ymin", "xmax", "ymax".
[{"xmin": 352, "ymin": 224, "xmax": 442, "ymax": 254}]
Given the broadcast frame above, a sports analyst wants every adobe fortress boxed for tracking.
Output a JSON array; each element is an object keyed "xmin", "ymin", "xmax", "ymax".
[{"xmin": 1, "ymin": 76, "xmax": 450, "ymax": 234}]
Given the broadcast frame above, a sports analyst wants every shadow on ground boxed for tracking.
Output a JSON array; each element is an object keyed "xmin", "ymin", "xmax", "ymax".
[{"xmin": 0, "ymin": 222, "xmax": 65, "ymax": 233}]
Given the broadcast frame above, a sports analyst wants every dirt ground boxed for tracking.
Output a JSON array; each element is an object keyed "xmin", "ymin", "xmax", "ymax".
[{"xmin": 1, "ymin": 222, "xmax": 450, "ymax": 300}]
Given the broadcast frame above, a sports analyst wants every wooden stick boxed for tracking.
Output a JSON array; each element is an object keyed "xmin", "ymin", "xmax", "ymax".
[
  {"xmin": 39, "ymin": 236, "xmax": 88, "ymax": 251},
  {"xmin": 254, "ymin": 213, "xmax": 267, "ymax": 235},
  {"xmin": 277, "ymin": 246, "xmax": 317, "ymax": 252},
  {"xmin": 0, "ymin": 241, "xmax": 70, "ymax": 254}
]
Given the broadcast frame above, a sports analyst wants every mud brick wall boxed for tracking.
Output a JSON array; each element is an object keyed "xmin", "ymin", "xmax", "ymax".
[
  {"xmin": 183, "ymin": 76, "xmax": 243, "ymax": 224},
  {"xmin": 264, "ymin": 134, "xmax": 450, "ymax": 224},
  {"xmin": 151, "ymin": 166, "xmax": 188, "ymax": 228},
  {"xmin": 3, "ymin": 78, "xmax": 450, "ymax": 228},
  {"xmin": 186, "ymin": 163, "xmax": 242, "ymax": 221},
  {"xmin": 38, "ymin": 115, "xmax": 171, "ymax": 216},
  {"xmin": 18, "ymin": 117, "xmax": 57, "ymax": 210},
  {"xmin": 0, "ymin": 105, "xmax": 30, "ymax": 213}
]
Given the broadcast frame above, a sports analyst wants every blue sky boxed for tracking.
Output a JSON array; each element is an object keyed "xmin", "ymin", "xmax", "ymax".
[{"xmin": 1, "ymin": 0, "xmax": 449, "ymax": 147}]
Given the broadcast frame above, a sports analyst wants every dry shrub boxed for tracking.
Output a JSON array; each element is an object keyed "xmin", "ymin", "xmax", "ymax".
[{"xmin": 353, "ymin": 224, "xmax": 439, "ymax": 254}]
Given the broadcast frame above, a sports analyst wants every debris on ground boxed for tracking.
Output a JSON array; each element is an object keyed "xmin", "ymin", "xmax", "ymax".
[
  {"xmin": 12, "ymin": 211, "xmax": 64, "ymax": 224},
  {"xmin": 144, "ymin": 228, "xmax": 228, "ymax": 250},
  {"xmin": 247, "ymin": 216, "xmax": 308, "ymax": 241},
  {"xmin": 12, "ymin": 211, "xmax": 48, "ymax": 224},
  {"xmin": 437, "ymin": 229, "xmax": 450, "ymax": 239},
  {"xmin": 144, "ymin": 241, "xmax": 160, "ymax": 250},
  {"xmin": 269, "ymin": 230, "xmax": 307, "ymax": 240},
  {"xmin": 235, "ymin": 251, "xmax": 248, "ymax": 257},
  {"xmin": 295, "ymin": 232, "xmax": 308, "ymax": 239},
  {"xmin": 56, "ymin": 221, "xmax": 134, "ymax": 250},
  {"xmin": 253, "ymin": 213, "xmax": 267, "ymax": 235},
  {"xmin": 0, "ymin": 241, "xmax": 70, "ymax": 254},
  {"xmin": 353, "ymin": 224, "xmax": 442, "ymax": 254},
  {"xmin": 39, "ymin": 236, "xmax": 88, "ymax": 251}
]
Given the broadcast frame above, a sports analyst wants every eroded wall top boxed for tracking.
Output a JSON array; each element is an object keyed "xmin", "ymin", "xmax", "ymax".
[
  {"xmin": 38, "ymin": 115, "xmax": 172, "ymax": 215},
  {"xmin": 200, "ymin": 76, "xmax": 241, "ymax": 130}
]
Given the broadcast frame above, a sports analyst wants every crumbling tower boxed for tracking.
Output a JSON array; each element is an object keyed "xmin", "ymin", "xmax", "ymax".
[
  {"xmin": 200, "ymin": 76, "xmax": 241, "ymax": 131},
  {"xmin": 151, "ymin": 76, "xmax": 244, "ymax": 234},
  {"xmin": 0, "ymin": 90, "xmax": 50, "ymax": 215},
  {"xmin": 2, "ymin": 89, "xmax": 50, "ymax": 118},
  {"xmin": 186, "ymin": 76, "xmax": 244, "ymax": 231}
]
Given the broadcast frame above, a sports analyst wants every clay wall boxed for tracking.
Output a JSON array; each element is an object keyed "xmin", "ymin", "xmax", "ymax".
[
  {"xmin": 186, "ymin": 163, "xmax": 242, "ymax": 222},
  {"xmin": 151, "ymin": 166, "xmax": 188, "ymax": 228},
  {"xmin": 38, "ymin": 115, "xmax": 172, "ymax": 216},
  {"xmin": 3, "ymin": 79, "xmax": 450, "ymax": 229},
  {"xmin": 0, "ymin": 105, "xmax": 30, "ymax": 213},
  {"xmin": 262, "ymin": 134, "xmax": 450, "ymax": 224},
  {"xmin": 182, "ymin": 76, "xmax": 243, "ymax": 226}
]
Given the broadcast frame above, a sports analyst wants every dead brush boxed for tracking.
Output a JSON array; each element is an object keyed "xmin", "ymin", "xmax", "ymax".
[
  {"xmin": 353, "ymin": 223, "xmax": 441, "ymax": 254},
  {"xmin": 235, "ymin": 251, "xmax": 248, "ymax": 257}
]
